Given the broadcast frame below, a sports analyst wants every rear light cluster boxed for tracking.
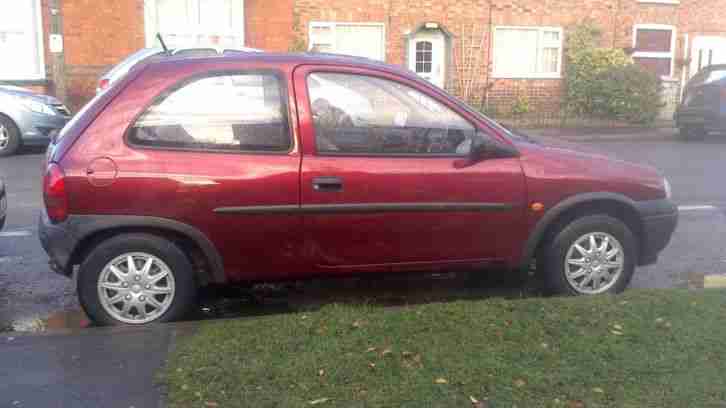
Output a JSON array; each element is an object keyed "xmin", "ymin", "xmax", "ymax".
[{"xmin": 43, "ymin": 163, "xmax": 68, "ymax": 223}]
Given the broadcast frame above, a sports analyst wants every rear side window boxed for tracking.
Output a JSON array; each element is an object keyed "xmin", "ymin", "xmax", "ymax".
[{"xmin": 128, "ymin": 73, "xmax": 291, "ymax": 152}]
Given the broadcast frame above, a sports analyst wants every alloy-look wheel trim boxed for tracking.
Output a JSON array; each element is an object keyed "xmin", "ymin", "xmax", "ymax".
[
  {"xmin": 97, "ymin": 252, "xmax": 176, "ymax": 324},
  {"xmin": 564, "ymin": 232, "xmax": 625, "ymax": 295},
  {"xmin": 0, "ymin": 124, "xmax": 9, "ymax": 150}
]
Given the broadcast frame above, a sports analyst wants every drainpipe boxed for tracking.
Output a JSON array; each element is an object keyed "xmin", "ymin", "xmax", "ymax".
[
  {"xmin": 48, "ymin": 0, "xmax": 67, "ymax": 104},
  {"xmin": 680, "ymin": 33, "xmax": 689, "ymax": 101},
  {"xmin": 482, "ymin": 0, "xmax": 494, "ymax": 111}
]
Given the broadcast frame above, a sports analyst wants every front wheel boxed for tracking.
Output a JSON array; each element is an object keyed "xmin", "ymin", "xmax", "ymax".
[
  {"xmin": 0, "ymin": 116, "xmax": 20, "ymax": 157},
  {"xmin": 540, "ymin": 215, "xmax": 636, "ymax": 296},
  {"xmin": 77, "ymin": 234, "xmax": 197, "ymax": 325}
]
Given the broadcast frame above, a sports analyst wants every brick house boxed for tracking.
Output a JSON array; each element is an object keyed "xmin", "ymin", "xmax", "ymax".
[{"xmin": 2, "ymin": 0, "xmax": 726, "ymax": 117}]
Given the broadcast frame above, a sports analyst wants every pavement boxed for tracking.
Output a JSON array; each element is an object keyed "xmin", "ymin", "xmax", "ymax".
[{"xmin": 2, "ymin": 128, "xmax": 726, "ymax": 406}]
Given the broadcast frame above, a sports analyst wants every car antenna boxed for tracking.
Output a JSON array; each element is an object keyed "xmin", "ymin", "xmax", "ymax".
[{"xmin": 156, "ymin": 33, "xmax": 170, "ymax": 55}]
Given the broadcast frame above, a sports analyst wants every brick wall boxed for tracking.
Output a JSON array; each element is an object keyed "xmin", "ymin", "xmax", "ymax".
[
  {"xmin": 61, "ymin": 0, "xmax": 145, "ymax": 109},
  {"xmin": 246, "ymin": 0, "xmax": 295, "ymax": 51}
]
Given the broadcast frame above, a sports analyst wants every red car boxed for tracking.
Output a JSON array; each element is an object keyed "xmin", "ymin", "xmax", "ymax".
[{"xmin": 39, "ymin": 53, "xmax": 677, "ymax": 326}]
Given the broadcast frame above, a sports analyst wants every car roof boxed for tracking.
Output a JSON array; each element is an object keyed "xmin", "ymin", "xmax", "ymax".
[{"xmin": 143, "ymin": 52, "xmax": 419, "ymax": 81}]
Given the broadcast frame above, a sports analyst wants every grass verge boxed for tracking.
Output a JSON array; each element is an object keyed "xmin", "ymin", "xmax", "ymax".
[{"xmin": 165, "ymin": 289, "xmax": 726, "ymax": 407}]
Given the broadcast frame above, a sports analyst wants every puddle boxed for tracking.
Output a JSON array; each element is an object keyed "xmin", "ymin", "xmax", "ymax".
[{"xmin": 2, "ymin": 271, "xmax": 537, "ymax": 333}]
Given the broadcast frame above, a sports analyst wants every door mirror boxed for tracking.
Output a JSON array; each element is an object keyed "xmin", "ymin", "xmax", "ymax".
[{"xmin": 469, "ymin": 131, "xmax": 519, "ymax": 162}]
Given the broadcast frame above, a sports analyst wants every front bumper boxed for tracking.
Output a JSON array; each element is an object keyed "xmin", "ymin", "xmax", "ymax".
[
  {"xmin": 38, "ymin": 211, "xmax": 77, "ymax": 276},
  {"xmin": 634, "ymin": 199, "xmax": 678, "ymax": 266},
  {"xmin": 18, "ymin": 111, "xmax": 70, "ymax": 146}
]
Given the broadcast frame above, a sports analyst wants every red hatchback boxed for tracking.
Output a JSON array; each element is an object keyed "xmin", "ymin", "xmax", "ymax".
[{"xmin": 40, "ymin": 53, "xmax": 677, "ymax": 325}]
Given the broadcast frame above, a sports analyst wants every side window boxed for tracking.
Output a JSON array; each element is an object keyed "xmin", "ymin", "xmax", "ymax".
[
  {"xmin": 129, "ymin": 73, "xmax": 290, "ymax": 152},
  {"xmin": 307, "ymin": 72, "xmax": 476, "ymax": 155}
]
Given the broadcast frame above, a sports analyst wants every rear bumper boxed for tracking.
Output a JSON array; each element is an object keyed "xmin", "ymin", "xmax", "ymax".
[
  {"xmin": 634, "ymin": 199, "xmax": 678, "ymax": 266},
  {"xmin": 38, "ymin": 211, "xmax": 77, "ymax": 276}
]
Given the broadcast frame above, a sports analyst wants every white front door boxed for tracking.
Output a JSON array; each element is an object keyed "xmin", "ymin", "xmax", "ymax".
[
  {"xmin": 408, "ymin": 31, "xmax": 445, "ymax": 88},
  {"xmin": 690, "ymin": 36, "xmax": 726, "ymax": 78}
]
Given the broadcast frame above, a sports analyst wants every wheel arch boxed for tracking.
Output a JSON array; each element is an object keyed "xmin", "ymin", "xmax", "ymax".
[
  {"xmin": 67, "ymin": 216, "xmax": 226, "ymax": 285},
  {"xmin": 521, "ymin": 192, "xmax": 644, "ymax": 271}
]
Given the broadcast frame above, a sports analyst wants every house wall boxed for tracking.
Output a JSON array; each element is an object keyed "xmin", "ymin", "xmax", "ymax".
[{"xmin": 61, "ymin": 0, "xmax": 145, "ymax": 109}]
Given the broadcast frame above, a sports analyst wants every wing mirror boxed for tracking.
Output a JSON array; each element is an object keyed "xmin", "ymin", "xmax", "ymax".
[{"xmin": 468, "ymin": 131, "xmax": 519, "ymax": 162}]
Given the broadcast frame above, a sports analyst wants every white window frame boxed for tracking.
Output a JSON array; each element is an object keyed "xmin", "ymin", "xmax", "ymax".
[
  {"xmin": 491, "ymin": 26, "xmax": 564, "ymax": 79},
  {"xmin": 143, "ymin": 0, "xmax": 245, "ymax": 48},
  {"xmin": 0, "ymin": 0, "xmax": 45, "ymax": 81},
  {"xmin": 637, "ymin": 0, "xmax": 679, "ymax": 4},
  {"xmin": 308, "ymin": 22, "xmax": 386, "ymax": 61},
  {"xmin": 632, "ymin": 24, "xmax": 677, "ymax": 80}
]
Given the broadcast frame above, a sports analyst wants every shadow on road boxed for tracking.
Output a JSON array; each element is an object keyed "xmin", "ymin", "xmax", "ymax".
[{"xmin": 15, "ymin": 269, "xmax": 541, "ymax": 333}]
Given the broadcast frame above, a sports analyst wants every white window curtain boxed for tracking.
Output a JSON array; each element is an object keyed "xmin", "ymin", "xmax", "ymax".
[
  {"xmin": 309, "ymin": 22, "xmax": 385, "ymax": 61},
  {"xmin": 0, "ymin": 0, "xmax": 44, "ymax": 80},
  {"xmin": 493, "ymin": 27, "xmax": 563, "ymax": 78},
  {"xmin": 145, "ymin": 0, "xmax": 244, "ymax": 49}
]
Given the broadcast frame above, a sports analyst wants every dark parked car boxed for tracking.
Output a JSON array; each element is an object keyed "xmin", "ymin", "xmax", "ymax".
[
  {"xmin": 0, "ymin": 178, "xmax": 5, "ymax": 230},
  {"xmin": 39, "ymin": 52, "xmax": 678, "ymax": 326},
  {"xmin": 675, "ymin": 64, "xmax": 726, "ymax": 139},
  {"xmin": 0, "ymin": 86, "xmax": 71, "ymax": 156}
]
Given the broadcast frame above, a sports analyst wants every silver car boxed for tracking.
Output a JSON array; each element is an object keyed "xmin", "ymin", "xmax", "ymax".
[
  {"xmin": 0, "ymin": 86, "xmax": 71, "ymax": 156},
  {"xmin": 97, "ymin": 46, "xmax": 262, "ymax": 93}
]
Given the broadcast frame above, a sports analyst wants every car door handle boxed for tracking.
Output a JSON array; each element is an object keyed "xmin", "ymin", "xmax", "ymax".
[{"xmin": 312, "ymin": 177, "xmax": 343, "ymax": 192}]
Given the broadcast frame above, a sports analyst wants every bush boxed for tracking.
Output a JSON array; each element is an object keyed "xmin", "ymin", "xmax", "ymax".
[
  {"xmin": 564, "ymin": 22, "xmax": 662, "ymax": 124},
  {"xmin": 592, "ymin": 65, "xmax": 663, "ymax": 124}
]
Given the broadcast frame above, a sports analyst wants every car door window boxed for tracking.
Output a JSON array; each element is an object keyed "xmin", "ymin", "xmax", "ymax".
[
  {"xmin": 307, "ymin": 72, "xmax": 476, "ymax": 155},
  {"xmin": 128, "ymin": 73, "xmax": 291, "ymax": 152}
]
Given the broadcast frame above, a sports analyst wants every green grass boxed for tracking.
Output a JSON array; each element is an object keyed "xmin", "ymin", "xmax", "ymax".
[{"xmin": 165, "ymin": 290, "xmax": 726, "ymax": 407}]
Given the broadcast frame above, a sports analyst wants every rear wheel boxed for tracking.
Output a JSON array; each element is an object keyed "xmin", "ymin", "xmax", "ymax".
[
  {"xmin": 0, "ymin": 116, "xmax": 20, "ymax": 157},
  {"xmin": 78, "ymin": 233, "xmax": 197, "ymax": 326},
  {"xmin": 540, "ymin": 215, "xmax": 636, "ymax": 296}
]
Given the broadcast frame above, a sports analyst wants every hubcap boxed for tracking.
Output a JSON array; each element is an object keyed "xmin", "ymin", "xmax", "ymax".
[
  {"xmin": 0, "ymin": 124, "xmax": 9, "ymax": 150},
  {"xmin": 97, "ymin": 252, "xmax": 175, "ymax": 324},
  {"xmin": 564, "ymin": 232, "xmax": 624, "ymax": 295}
]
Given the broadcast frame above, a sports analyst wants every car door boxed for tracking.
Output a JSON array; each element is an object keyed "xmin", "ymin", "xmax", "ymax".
[{"xmin": 293, "ymin": 65, "xmax": 527, "ymax": 272}]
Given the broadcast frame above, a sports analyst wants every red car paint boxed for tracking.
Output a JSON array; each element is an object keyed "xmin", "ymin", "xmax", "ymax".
[{"xmin": 47, "ymin": 53, "xmax": 669, "ymax": 283}]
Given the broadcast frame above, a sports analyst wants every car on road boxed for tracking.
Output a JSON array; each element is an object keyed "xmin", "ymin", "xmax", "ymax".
[
  {"xmin": 675, "ymin": 64, "xmax": 726, "ymax": 139},
  {"xmin": 0, "ymin": 178, "xmax": 6, "ymax": 230},
  {"xmin": 96, "ymin": 46, "xmax": 263, "ymax": 93},
  {"xmin": 0, "ymin": 86, "xmax": 71, "ymax": 156},
  {"xmin": 39, "ymin": 52, "xmax": 679, "ymax": 326}
]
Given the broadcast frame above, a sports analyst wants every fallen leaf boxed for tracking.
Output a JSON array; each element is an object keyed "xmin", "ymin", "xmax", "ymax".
[
  {"xmin": 366, "ymin": 347, "xmax": 377, "ymax": 352},
  {"xmin": 619, "ymin": 301, "xmax": 629, "ymax": 305},
  {"xmin": 402, "ymin": 351, "xmax": 413, "ymax": 357},
  {"xmin": 613, "ymin": 324, "xmax": 623, "ymax": 330},
  {"xmin": 664, "ymin": 322, "xmax": 672, "ymax": 328},
  {"xmin": 205, "ymin": 402, "xmax": 219, "ymax": 407},
  {"xmin": 611, "ymin": 330, "xmax": 624, "ymax": 336},
  {"xmin": 567, "ymin": 400, "xmax": 585, "ymax": 408},
  {"xmin": 470, "ymin": 395, "xmax": 489, "ymax": 408},
  {"xmin": 434, "ymin": 377, "xmax": 448, "ymax": 384},
  {"xmin": 514, "ymin": 378, "xmax": 527, "ymax": 387},
  {"xmin": 352, "ymin": 320, "xmax": 365, "ymax": 329},
  {"xmin": 318, "ymin": 369, "xmax": 325, "ymax": 377},
  {"xmin": 181, "ymin": 384, "xmax": 188, "ymax": 391},
  {"xmin": 309, "ymin": 398, "xmax": 330, "ymax": 405},
  {"xmin": 592, "ymin": 387, "xmax": 604, "ymax": 393},
  {"xmin": 301, "ymin": 315, "xmax": 308, "ymax": 320},
  {"xmin": 541, "ymin": 342, "xmax": 549, "ymax": 349},
  {"xmin": 368, "ymin": 362, "xmax": 376, "ymax": 369},
  {"xmin": 469, "ymin": 396, "xmax": 479, "ymax": 404},
  {"xmin": 655, "ymin": 318, "xmax": 664, "ymax": 324},
  {"xmin": 381, "ymin": 348, "xmax": 393, "ymax": 356}
]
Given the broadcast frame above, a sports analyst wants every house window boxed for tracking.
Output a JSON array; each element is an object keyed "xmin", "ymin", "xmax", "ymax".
[
  {"xmin": 415, "ymin": 41, "xmax": 433, "ymax": 73},
  {"xmin": 0, "ymin": 0, "xmax": 44, "ymax": 80},
  {"xmin": 492, "ymin": 27, "xmax": 563, "ymax": 79},
  {"xmin": 144, "ymin": 0, "xmax": 245, "ymax": 49},
  {"xmin": 308, "ymin": 22, "xmax": 386, "ymax": 61},
  {"xmin": 632, "ymin": 24, "xmax": 676, "ymax": 78}
]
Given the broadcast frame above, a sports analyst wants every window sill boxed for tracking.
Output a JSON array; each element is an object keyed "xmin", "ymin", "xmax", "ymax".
[{"xmin": 0, "ymin": 79, "xmax": 49, "ymax": 86}]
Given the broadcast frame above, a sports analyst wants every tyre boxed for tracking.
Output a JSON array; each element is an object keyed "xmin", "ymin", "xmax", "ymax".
[
  {"xmin": 0, "ymin": 116, "xmax": 21, "ymax": 157},
  {"xmin": 77, "ymin": 233, "xmax": 197, "ymax": 326},
  {"xmin": 540, "ymin": 215, "xmax": 636, "ymax": 296}
]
